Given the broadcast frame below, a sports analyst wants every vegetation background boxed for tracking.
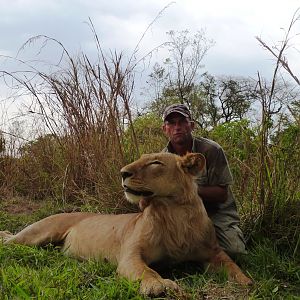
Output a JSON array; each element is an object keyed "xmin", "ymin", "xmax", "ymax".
[{"xmin": 0, "ymin": 12, "xmax": 299, "ymax": 300}]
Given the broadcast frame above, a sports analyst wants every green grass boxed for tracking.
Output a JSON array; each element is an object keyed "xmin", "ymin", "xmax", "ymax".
[
  {"xmin": 0, "ymin": 244, "xmax": 140, "ymax": 299},
  {"xmin": 0, "ymin": 200, "xmax": 299, "ymax": 299}
]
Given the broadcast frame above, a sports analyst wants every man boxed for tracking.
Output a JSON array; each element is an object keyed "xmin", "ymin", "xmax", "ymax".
[{"xmin": 161, "ymin": 103, "xmax": 247, "ymax": 257}]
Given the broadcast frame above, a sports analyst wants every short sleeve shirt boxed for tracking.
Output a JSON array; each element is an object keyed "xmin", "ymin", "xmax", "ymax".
[{"xmin": 162, "ymin": 137, "xmax": 241, "ymax": 227}]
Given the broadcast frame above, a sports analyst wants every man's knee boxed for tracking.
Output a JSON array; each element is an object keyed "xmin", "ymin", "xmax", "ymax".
[{"xmin": 214, "ymin": 224, "xmax": 247, "ymax": 256}]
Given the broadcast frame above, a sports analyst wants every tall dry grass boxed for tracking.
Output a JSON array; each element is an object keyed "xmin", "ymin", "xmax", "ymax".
[{"xmin": 1, "ymin": 32, "xmax": 141, "ymax": 211}]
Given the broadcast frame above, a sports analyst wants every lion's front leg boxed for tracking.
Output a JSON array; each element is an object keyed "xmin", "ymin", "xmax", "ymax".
[
  {"xmin": 207, "ymin": 250, "xmax": 253, "ymax": 285},
  {"xmin": 117, "ymin": 255, "xmax": 180, "ymax": 296}
]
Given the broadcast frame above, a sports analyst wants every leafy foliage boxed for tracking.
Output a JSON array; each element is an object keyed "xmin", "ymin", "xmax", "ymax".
[{"xmin": 124, "ymin": 112, "xmax": 166, "ymax": 160}]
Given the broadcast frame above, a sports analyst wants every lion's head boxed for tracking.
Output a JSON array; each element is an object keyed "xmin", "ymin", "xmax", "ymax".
[{"xmin": 120, "ymin": 152, "xmax": 206, "ymax": 205}]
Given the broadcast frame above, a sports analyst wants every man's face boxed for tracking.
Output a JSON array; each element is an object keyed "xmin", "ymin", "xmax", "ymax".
[{"xmin": 162, "ymin": 113, "xmax": 194, "ymax": 145}]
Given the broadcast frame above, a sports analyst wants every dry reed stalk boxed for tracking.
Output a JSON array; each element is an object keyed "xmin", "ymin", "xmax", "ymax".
[{"xmin": 0, "ymin": 31, "xmax": 141, "ymax": 209}]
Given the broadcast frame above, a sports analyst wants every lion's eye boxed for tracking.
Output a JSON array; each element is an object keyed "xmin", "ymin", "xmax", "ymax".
[{"xmin": 149, "ymin": 160, "xmax": 164, "ymax": 166}]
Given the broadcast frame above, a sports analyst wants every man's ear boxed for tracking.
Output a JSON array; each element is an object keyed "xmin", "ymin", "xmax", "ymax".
[
  {"xmin": 162, "ymin": 123, "xmax": 168, "ymax": 136},
  {"xmin": 190, "ymin": 120, "xmax": 195, "ymax": 131},
  {"xmin": 180, "ymin": 153, "xmax": 206, "ymax": 176}
]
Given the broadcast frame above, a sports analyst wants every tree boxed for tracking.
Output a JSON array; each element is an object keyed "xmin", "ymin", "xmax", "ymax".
[
  {"xmin": 0, "ymin": 132, "xmax": 5, "ymax": 154},
  {"xmin": 195, "ymin": 74, "xmax": 255, "ymax": 128},
  {"xmin": 217, "ymin": 78, "xmax": 253, "ymax": 122},
  {"xmin": 164, "ymin": 29, "xmax": 214, "ymax": 102},
  {"xmin": 145, "ymin": 29, "xmax": 214, "ymax": 115}
]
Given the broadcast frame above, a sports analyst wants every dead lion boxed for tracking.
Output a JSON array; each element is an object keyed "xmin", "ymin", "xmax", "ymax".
[{"xmin": 0, "ymin": 153, "xmax": 252, "ymax": 296}]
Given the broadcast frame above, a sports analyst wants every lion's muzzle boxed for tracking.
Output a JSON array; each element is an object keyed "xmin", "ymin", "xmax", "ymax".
[{"xmin": 123, "ymin": 186, "xmax": 153, "ymax": 197}]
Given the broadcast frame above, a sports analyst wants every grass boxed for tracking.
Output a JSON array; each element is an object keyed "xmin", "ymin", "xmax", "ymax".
[
  {"xmin": 0, "ymin": 245, "xmax": 140, "ymax": 299},
  {"xmin": 0, "ymin": 199, "xmax": 299, "ymax": 299}
]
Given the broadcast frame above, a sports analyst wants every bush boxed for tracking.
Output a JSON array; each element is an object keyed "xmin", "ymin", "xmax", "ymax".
[{"xmin": 124, "ymin": 112, "xmax": 166, "ymax": 161}]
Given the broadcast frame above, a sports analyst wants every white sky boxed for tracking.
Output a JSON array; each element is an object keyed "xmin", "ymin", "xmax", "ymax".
[
  {"xmin": 1, "ymin": 0, "xmax": 299, "ymax": 75},
  {"xmin": 0, "ymin": 0, "xmax": 300, "ymax": 133}
]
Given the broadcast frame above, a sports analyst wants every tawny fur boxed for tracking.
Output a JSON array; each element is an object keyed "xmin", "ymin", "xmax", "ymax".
[{"xmin": 0, "ymin": 153, "xmax": 252, "ymax": 296}]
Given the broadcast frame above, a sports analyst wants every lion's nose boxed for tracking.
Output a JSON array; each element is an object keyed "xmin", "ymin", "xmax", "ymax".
[{"xmin": 121, "ymin": 171, "xmax": 132, "ymax": 180}]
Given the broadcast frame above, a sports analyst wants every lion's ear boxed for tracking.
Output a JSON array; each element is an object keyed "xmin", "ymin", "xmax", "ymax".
[{"xmin": 180, "ymin": 153, "xmax": 206, "ymax": 176}]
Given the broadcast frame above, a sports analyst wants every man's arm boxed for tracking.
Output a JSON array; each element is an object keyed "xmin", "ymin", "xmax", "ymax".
[{"xmin": 198, "ymin": 185, "xmax": 228, "ymax": 204}]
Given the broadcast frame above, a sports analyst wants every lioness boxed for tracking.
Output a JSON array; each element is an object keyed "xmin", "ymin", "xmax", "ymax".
[{"xmin": 0, "ymin": 153, "xmax": 252, "ymax": 296}]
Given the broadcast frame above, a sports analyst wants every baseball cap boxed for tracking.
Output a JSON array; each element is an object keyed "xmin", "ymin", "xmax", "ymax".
[{"xmin": 163, "ymin": 103, "xmax": 192, "ymax": 121}]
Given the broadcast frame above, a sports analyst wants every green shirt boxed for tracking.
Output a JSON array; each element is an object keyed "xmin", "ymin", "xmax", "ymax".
[{"xmin": 162, "ymin": 137, "xmax": 241, "ymax": 227}]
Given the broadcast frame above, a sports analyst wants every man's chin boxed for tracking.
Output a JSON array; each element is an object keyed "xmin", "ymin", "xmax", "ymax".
[{"xmin": 172, "ymin": 135, "xmax": 188, "ymax": 144}]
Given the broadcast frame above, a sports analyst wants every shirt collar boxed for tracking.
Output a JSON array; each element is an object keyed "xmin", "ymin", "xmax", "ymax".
[{"xmin": 166, "ymin": 137, "xmax": 196, "ymax": 153}]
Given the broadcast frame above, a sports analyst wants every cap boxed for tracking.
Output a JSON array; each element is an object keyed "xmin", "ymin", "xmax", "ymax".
[{"xmin": 163, "ymin": 103, "xmax": 192, "ymax": 121}]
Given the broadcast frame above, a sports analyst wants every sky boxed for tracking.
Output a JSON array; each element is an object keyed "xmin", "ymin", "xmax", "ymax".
[
  {"xmin": 1, "ymin": 0, "xmax": 299, "ymax": 76},
  {"xmin": 0, "ymin": 0, "xmax": 300, "ymax": 133}
]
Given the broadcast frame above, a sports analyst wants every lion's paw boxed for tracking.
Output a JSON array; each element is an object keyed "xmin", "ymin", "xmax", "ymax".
[
  {"xmin": 140, "ymin": 277, "xmax": 180, "ymax": 296},
  {"xmin": 162, "ymin": 278, "xmax": 181, "ymax": 292},
  {"xmin": 235, "ymin": 274, "xmax": 253, "ymax": 286},
  {"xmin": 0, "ymin": 231, "xmax": 13, "ymax": 243}
]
